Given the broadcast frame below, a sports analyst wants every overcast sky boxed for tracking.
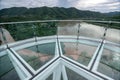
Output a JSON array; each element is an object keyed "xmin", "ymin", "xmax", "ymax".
[{"xmin": 0, "ymin": 0, "xmax": 120, "ymax": 13}]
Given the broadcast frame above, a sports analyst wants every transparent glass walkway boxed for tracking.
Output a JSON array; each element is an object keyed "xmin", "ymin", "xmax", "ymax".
[{"xmin": 0, "ymin": 20, "xmax": 120, "ymax": 80}]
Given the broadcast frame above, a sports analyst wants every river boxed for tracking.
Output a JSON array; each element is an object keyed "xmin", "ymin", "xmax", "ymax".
[{"xmin": 58, "ymin": 22, "xmax": 120, "ymax": 44}]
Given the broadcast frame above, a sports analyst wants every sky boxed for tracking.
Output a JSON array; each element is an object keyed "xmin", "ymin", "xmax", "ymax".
[{"xmin": 0, "ymin": 0, "xmax": 120, "ymax": 13}]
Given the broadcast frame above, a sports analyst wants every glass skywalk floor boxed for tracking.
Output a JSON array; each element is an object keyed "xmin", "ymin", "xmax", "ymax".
[
  {"xmin": 0, "ymin": 20, "xmax": 120, "ymax": 80},
  {"xmin": 0, "ymin": 53, "xmax": 20, "ymax": 80},
  {"xmin": 17, "ymin": 42, "xmax": 55, "ymax": 70}
]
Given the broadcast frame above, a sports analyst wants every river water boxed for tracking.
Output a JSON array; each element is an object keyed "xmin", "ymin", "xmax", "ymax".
[{"xmin": 58, "ymin": 22, "xmax": 120, "ymax": 44}]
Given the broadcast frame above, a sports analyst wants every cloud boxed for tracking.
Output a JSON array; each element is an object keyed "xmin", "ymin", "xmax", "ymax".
[
  {"xmin": 73, "ymin": 0, "xmax": 120, "ymax": 12},
  {"xmin": 0, "ymin": 0, "xmax": 58, "ymax": 9},
  {"xmin": 0, "ymin": 0, "xmax": 120, "ymax": 12}
]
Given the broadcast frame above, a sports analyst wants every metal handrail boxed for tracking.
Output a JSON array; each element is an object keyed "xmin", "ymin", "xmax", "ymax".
[{"xmin": 0, "ymin": 20, "xmax": 120, "ymax": 25}]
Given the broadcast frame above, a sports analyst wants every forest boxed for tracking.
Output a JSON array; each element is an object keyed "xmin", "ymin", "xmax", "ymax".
[{"xmin": 0, "ymin": 7, "xmax": 119, "ymax": 22}]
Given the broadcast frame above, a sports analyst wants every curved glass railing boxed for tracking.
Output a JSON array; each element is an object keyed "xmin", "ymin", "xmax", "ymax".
[{"xmin": 0, "ymin": 20, "xmax": 120, "ymax": 80}]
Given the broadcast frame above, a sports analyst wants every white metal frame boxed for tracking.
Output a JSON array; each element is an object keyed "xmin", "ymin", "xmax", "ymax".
[
  {"xmin": 1, "ymin": 36, "xmax": 119, "ymax": 80},
  {"xmin": 0, "ymin": 20, "xmax": 120, "ymax": 80},
  {"xmin": 7, "ymin": 49, "xmax": 32, "ymax": 80},
  {"xmin": 92, "ymin": 41, "xmax": 120, "ymax": 80}
]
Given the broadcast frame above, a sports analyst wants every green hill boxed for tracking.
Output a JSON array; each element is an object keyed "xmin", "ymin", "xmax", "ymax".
[{"xmin": 0, "ymin": 7, "xmax": 106, "ymax": 22}]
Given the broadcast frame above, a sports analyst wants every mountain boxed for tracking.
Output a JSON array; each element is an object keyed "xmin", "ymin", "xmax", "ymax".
[
  {"xmin": 0, "ymin": 7, "xmax": 112, "ymax": 22},
  {"xmin": 103, "ymin": 11, "xmax": 120, "ymax": 21},
  {"xmin": 104, "ymin": 11, "xmax": 120, "ymax": 17},
  {"xmin": 0, "ymin": 7, "xmax": 28, "ymax": 16}
]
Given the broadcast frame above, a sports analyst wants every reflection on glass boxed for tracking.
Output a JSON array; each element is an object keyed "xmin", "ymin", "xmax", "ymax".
[
  {"xmin": 66, "ymin": 67, "xmax": 87, "ymax": 80},
  {"xmin": 0, "ymin": 54, "xmax": 20, "ymax": 80},
  {"xmin": 105, "ymin": 28, "xmax": 120, "ymax": 43},
  {"xmin": 0, "ymin": 26, "xmax": 14, "ymax": 44},
  {"xmin": 61, "ymin": 42, "xmax": 96, "ymax": 66},
  {"xmin": 2, "ymin": 23, "xmax": 35, "ymax": 43},
  {"xmin": 16, "ymin": 42, "xmax": 55, "ymax": 70},
  {"xmin": 97, "ymin": 48, "xmax": 120, "ymax": 80},
  {"xmin": 1, "ymin": 22, "xmax": 57, "ymax": 44},
  {"xmin": 0, "ymin": 28, "xmax": 4, "ymax": 45},
  {"xmin": 58, "ymin": 22, "xmax": 78, "ymax": 36},
  {"xmin": 79, "ymin": 22, "xmax": 105, "ymax": 39}
]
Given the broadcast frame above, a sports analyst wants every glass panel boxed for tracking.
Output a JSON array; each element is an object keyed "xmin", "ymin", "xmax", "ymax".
[
  {"xmin": 105, "ymin": 28, "xmax": 120, "ymax": 43},
  {"xmin": 79, "ymin": 22, "xmax": 105, "ymax": 39},
  {"xmin": 16, "ymin": 42, "xmax": 56, "ymax": 70},
  {"xmin": 2, "ymin": 23, "xmax": 35, "ymax": 44},
  {"xmin": 66, "ymin": 67, "xmax": 87, "ymax": 80},
  {"xmin": 0, "ymin": 54, "xmax": 20, "ymax": 80},
  {"xmin": 61, "ymin": 42, "xmax": 97, "ymax": 66},
  {"xmin": 57, "ymin": 22, "xmax": 78, "ymax": 36},
  {"xmin": 46, "ymin": 73, "xmax": 53, "ymax": 80},
  {"xmin": 34, "ymin": 22, "xmax": 57, "ymax": 37},
  {"xmin": 97, "ymin": 45, "xmax": 120, "ymax": 80},
  {"xmin": 0, "ymin": 27, "xmax": 4, "ymax": 45}
]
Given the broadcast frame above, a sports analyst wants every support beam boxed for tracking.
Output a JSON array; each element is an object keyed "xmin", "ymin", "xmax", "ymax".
[
  {"xmin": 62, "ymin": 65, "xmax": 68, "ymax": 80},
  {"xmin": 7, "ymin": 49, "xmax": 32, "ymax": 80},
  {"xmin": 53, "ymin": 64, "xmax": 62, "ymax": 80}
]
